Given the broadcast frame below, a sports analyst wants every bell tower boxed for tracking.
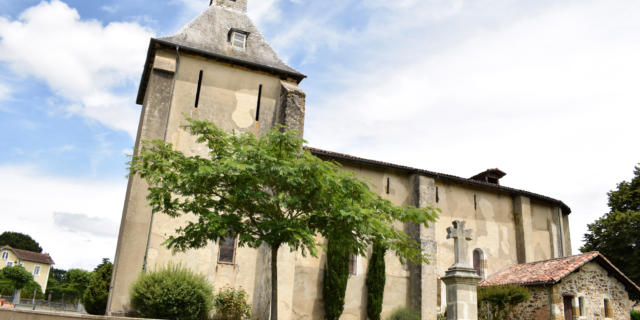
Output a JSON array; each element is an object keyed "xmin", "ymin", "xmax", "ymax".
[{"xmin": 107, "ymin": 0, "xmax": 306, "ymax": 316}]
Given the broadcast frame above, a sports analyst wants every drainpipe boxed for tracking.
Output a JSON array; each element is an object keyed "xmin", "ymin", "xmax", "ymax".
[
  {"xmin": 142, "ymin": 46, "xmax": 181, "ymax": 272},
  {"xmin": 548, "ymin": 286, "xmax": 554, "ymax": 320},
  {"xmin": 557, "ymin": 208, "xmax": 564, "ymax": 257}
]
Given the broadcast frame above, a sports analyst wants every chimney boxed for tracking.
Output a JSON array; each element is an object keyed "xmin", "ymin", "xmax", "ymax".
[{"xmin": 470, "ymin": 168, "xmax": 506, "ymax": 185}]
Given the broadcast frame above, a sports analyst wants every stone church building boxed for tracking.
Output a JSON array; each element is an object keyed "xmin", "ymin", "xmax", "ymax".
[{"xmin": 106, "ymin": 1, "xmax": 638, "ymax": 319}]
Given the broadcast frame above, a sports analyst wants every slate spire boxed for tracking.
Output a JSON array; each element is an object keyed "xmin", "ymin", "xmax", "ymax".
[{"xmin": 159, "ymin": 0, "xmax": 302, "ymax": 79}]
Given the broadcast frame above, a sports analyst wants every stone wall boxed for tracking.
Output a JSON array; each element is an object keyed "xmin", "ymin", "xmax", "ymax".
[
  {"xmin": 554, "ymin": 262, "xmax": 631, "ymax": 320},
  {"xmin": 509, "ymin": 286, "xmax": 552, "ymax": 320},
  {"xmin": 508, "ymin": 261, "xmax": 633, "ymax": 320},
  {"xmin": 0, "ymin": 309, "xmax": 161, "ymax": 320}
]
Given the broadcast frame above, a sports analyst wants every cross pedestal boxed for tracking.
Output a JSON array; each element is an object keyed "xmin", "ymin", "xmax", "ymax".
[{"xmin": 442, "ymin": 221, "xmax": 481, "ymax": 320}]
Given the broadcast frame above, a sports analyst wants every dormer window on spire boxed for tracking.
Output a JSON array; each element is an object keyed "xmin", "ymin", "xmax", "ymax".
[{"xmin": 228, "ymin": 28, "xmax": 249, "ymax": 50}]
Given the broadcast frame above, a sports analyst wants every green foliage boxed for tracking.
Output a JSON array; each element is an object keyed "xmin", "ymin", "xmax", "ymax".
[
  {"xmin": 49, "ymin": 267, "xmax": 67, "ymax": 282},
  {"xmin": 0, "ymin": 232, "xmax": 42, "ymax": 253},
  {"xmin": 83, "ymin": 258, "xmax": 113, "ymax": 315},
  {"xmin": 608, "ymin": 165, "xmax": 640, "ymax": 212},
  {"xmin": 322, "ymin": 236, "xmax": 351, "ymax": 320},
  {"xmin": 478, "ymin": 285, "xmax": 531, "ymax": 320},
  {"xmin": 212, "ymin": 287, "xmax": 252, "ymax": 320},
  {"xmin": 17, "ymin": 281, "xmax": 44, "ymax": 299},
  {"xmin": 0, "ymin": 265, "xmax": 34, "ymax": 290},
  {"xmin": 366, "ymin": 240, "xmax": 387, "ymax": 320},
  {"xmin": 66, "ymin": 269, "xmax": 91, "ymax": 298},
  {"xmin": 385, "ymin": 307, "xmax": 420, "ymax": 320},
  {"xmin": 631, "ymin": 309, "xmax": 640, "ymax": 320},
  {"xmin": 130, "ymin": 118, "xmax": 439, "ymax": 319},
  {"xmin": 581, "ymin": 164, "xmax": 640, "ymax": 300},
  {"xmin": 130, "ymin": 264, "xmax": 213, "ymax": 320}
]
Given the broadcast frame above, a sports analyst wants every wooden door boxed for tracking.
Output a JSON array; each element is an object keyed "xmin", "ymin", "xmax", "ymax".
[{"xmin": 563, "ymin": 296, "xmax": 574, "ymax": 320}]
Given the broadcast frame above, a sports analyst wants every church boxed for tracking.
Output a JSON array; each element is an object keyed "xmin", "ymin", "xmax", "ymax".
[{"xmin": 106, "ymin": 1, "xmax": 638, "ymax": 319}]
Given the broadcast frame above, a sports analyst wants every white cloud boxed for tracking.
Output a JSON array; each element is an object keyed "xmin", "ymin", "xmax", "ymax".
[
  {"xmin": 0, "ymin": 164, "xmax": 126, "ymax": 270},
  {"xmin": 53, "ymin": 212, "xmax": 119, "ymax": 238},
  {"xmin": 299, "ymin": 0, "xmax": 640, "ymax": 252},
  {"xmin": 0, "ymin": 0, "xmax": 154, "ymax": 138}
]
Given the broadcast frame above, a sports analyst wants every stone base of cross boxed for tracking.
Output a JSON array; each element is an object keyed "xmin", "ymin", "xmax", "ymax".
[{"xmin": 442, "ymin": 220, "xmax": 481, "ymax": 320}]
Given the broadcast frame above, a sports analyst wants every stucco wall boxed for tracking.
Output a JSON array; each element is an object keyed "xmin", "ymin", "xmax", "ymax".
[
  {"xmin": 107, "ymin": 49, "xmax": 303, "ymax": 317},
  {"xmin": 109, "ymin": 49, "xmax": 573, "ymax": 320}
]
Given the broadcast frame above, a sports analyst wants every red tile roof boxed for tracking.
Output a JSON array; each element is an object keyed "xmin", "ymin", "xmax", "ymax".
[
  {"xmin": 480, "ymin": 252, "xmax": 640, "ymax": 295},
  {"xmin": 305, "ymin": 147, "xmax": 571, "ymax": 214},
  {"xmin": 0, "ymin": 246, "xmax": 54, "ymax": 265}
]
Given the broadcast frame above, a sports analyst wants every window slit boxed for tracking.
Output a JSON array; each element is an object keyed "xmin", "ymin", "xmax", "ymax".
[
  {"xmin": 194, "ymin": 70, "xmax": 203, "ymax": 109},
  {"xmin": 256, "ymin": 84, "xmax": 262, "ymax": 121},
  {"xmin": 386, "ymin": 177, "xmax": 390, "ymax": 194},
  {"xmin": 436, "ymin": 186, "xmax": 439, "ymax": 203}
]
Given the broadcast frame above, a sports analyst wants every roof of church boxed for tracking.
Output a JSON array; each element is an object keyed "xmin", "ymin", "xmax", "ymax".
[
  {"xmin": 136, "ymin": 3, "xmax": 305, "ymax": 104},
  {"xmin": 0, "ymin": 245, "xmax": 55, "ymax": 265},
  {"xmin": 479, "ymin": 252, "xmax": 640, "ymax": 295},
  {"xmin": 305, "ymin": 147, "xmax": 572, "ymax": 214}
]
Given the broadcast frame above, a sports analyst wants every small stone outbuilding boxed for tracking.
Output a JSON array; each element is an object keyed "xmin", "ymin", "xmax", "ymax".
[{"xmin": 480, "ymin": 252, "xmax": 640, "ymax": 320}]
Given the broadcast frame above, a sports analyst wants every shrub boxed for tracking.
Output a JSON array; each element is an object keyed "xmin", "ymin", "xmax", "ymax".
[
  {"xmin": 322, "ymin": 236, "xmax": 351, "ymax": 320},
  {"xmin": 385, "ymin": 307, "xmax": 420, "ymax": 320},
  {"xmin": 478, "ymin": 285, "xmax": 530, "ymax": 320},
  {"xmin": 0, "ymin": 266, "xmax": 33, "ymax": 290},
  {"xmin": 631, "ymin": 309, "xmax": 640, "ymax": 320},
  {"xmin": 130, "ymin": 264, "xmax": 213, "ymax": 320},
  {"xmin": 366, "ymin": 240, "xmax": 386, "ymax": 320},
  {"xmin": 83, "ymin": 258, "xmax": 113, "ymax": 315},
  {"xmin": 212, "ymin": 287, "xmax": 252, "ymax": 320}
]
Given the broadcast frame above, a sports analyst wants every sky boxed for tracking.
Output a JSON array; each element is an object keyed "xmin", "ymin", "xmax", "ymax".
[{"xmin": 0, "ymin": 0, "xmax": 638, "ymax": 271}]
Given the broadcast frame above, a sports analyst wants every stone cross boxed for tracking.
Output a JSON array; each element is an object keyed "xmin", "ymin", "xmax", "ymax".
[{"xmin": 447, "ymin": 220, "xmax": 473, "ymax": 267}]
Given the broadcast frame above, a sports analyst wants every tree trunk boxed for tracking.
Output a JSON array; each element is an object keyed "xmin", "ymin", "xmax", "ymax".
[
  {"xmin": 270, "ymin": 244, "xmax": 280, "ymax": 320},
  {"xmin": 12, "ymin": 288, "xmax": 21, "ymax": 305}
]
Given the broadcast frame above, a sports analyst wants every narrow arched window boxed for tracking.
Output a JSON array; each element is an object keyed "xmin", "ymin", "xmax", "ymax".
[{"xmin": 473, "ymin": 249, "xmax": 484, "ymax": 278}]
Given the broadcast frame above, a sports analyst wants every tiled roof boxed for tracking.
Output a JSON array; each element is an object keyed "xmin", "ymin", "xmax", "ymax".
[
  {"xmin": 305, "ymin": 147, "xmax": 571, "ymax": 214},
  {"xmin": 0, "ymin": 246, "xmax": 54, "ymax": 265},
  {"xmin": 480, "ymin": 252, "xmax": 640, "ymax": 295}
]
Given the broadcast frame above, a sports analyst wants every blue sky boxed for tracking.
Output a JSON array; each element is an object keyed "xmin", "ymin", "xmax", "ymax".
[{"xmin": 1, "ymin": 0, "xmax": 639, "ymax": 270}]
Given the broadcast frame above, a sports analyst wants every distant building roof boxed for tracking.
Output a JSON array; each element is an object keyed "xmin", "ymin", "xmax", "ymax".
[
  {"xmin": 0, "ymin": 245, "xmax": 54, "ymax": 265},
  {"xmin": 137, "ymin": 4, "xmax": 305, "ymax": 104},
  {"xmin": 480, "ymin": 252, "xmax": 640, "ymax": 296},
  {"xmin": 305, "ymin": 147, "xmax": 571, "ymax": 214}
]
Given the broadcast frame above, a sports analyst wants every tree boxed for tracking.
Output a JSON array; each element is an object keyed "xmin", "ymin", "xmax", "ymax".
[
  {"xmin": 46, "ymin": 268, "xmax": 92, "ymax": 304},
  {"xmin": 366, "ymin": 240, "xmax": 387, "ymax": 320},
  {"xmin": 581, "ymin": 164, "xmax": 640, "ymax": 300},
  {"xmin": 0, "ymin": 265, "xmax": 35, "ymax": 304},
  {"xmin": 322, "ymin": 235, "xmax": 351, "ymax": 320},
  {"xmin": 130, "ymin": 119, "xmax": 438, "ymax": 320},
  {"xmin": 66, "ymin": 269, "xmax": 91, "ymax": 298},
  {"xmin": 0, "ymin": 231, "xmax": 42, "ymax": 253},
  {"xmin": 83, "ymin": 258, "xmax": 113, "ymax": 315}
]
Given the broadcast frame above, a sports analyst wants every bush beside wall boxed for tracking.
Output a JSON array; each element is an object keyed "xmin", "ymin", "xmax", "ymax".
[{"xmin": 130, "ymin": 265, "xmax": 213, "ymax": 320}]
